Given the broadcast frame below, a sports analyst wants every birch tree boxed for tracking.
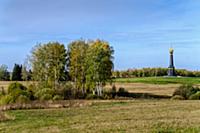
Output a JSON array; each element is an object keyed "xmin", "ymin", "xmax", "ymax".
[{"xmin": 30, "ymin": 42, "xmax": 67, "ymax": 89}]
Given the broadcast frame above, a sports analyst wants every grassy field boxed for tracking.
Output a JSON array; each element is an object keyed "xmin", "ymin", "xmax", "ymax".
[
  {"xmin": 1, "ymin": 100, "xmax": 200, "ymax": 133},
  {"xmin": 106, "ymin": 83, "xmax": 180, "ymax": 96},
  {"xmin": 114, "ymin": 77, "xmax": 200, "ymax": 85},
  {"xmin": 1, "ymin": 78, "xmax": 200, "ymax": 132}
]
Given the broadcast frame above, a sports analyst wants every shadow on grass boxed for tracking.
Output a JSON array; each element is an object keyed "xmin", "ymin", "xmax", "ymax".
[{"xmin": 117, "ymin": 92, "xmax": 171, "ymax": 99}]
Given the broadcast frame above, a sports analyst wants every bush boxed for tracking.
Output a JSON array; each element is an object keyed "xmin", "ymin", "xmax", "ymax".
[
  {"xmin": 111, "ymin": 85, "xmax": 117, "ymax": 98},
  {"xmin": 1, "ymin": 82, "xmax": 32, "ymax": 105},
  {"xmin": 35, "ymin": 88, "xmax": 55, "ymax": 100},
  {"xmin": 16, "ymin": 95, "xmax": 30, "ymax": 103},
  {"xmin": 8, "ymin": 82, "xmax": 27, "ymax": 94},
  {"xmin": 173, "ymin": 84, "xmax": 200, "ymax": 99},
  {"xmin": 86, "ymin": 94, "xmax": 98, "ymax": 100},
  {"xmin": 0, "ymin": 95, "xmax": 13, "ymax": 105},
  {"xmin": 171, "ymin": 95, "xmax": 185, "ymax": 100},
  {"xmin": 53, "ymin": 95, "xmax": 64, "ymax": 100},
  {"xmin": 9, "ymin": 88, "xmax": 31, "ymax": 101},
  {"xmin": 40, "ymin": 94, "xmax": 53, "ymax": 101},
  {"xmin": 57, "ymin": 82, "xmax": 74, "ymax": 99},
  {"xmin": 117, "ymin": 87, "xmax": 129, "ymax": 97},
  {"xmin": 189, "ymin": 92, "xmax": 200, "ymax": 100}
]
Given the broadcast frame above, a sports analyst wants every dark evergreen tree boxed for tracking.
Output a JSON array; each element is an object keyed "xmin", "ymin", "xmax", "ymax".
[{"xmin": 12, "ymin": 64, "xmax": 22, "ymax": 81}]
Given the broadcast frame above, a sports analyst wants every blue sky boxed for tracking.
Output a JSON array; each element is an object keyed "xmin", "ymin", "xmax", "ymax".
[{"xmin": 1, "ymin": 0, "xmax": 200, "ymax": 70}]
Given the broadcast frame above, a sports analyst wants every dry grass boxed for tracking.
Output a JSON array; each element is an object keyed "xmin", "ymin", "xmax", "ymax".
[
  {"xmin": 1, "ymin": 100, "xmax": 200, "ymax": 132},
  {"xmin": 0, "ymin": 100, "xmax": 93, "ymax": 111},
  {"xmin": 0, "ymin": 111, "xmax": 13, "ymax": 122},
  {"xmin": 106, "ymin": 83, "xmax": 180, "ymax": 96}
]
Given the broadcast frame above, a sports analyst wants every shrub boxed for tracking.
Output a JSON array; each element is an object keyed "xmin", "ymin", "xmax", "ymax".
[
  {"xmin": 8, "ymin": 82, "xmax": 27, "ymax": 94},
  {"xmin": 27, "ymin": 83, "xmax": 40, "ymax": 100},
  {"xmin": 16, "ymin": 95, "xmax": 30, "ymax": 103},
  {"xmin": 86, "ymin": 94, "xmax": 98, "ymax": 100},
  {"xmin": 56, "ymin": 82, "xmax": 74, "ymax": 99},
  {"xmin": 9, "ymin": 88, "xmax": 31, "ymax": 101},
  {"xmin": 0, "ymin": 95, "xmax": 13, "ymax": 105},
  {"xmin": 35, "ymin": 88, "xmax": 55, "ymax": 100},
  {"xmin": 189, "ymin": 92, "xmax": 200, "ymax": 100},
  {"xmin": 53, "ymin": 95, "xmax": 64, "ymax": 100},
  {"xmin": 117, "ymin": 87, "xmax": 129, "ymax": 97},
  {"xmin": 40, "ymin": 94, "xmax": 53, "ymax": 101},
  {"xmin": 63, "ymin": 88, "xmax": 73, "ymax": 99},
  {"xmin": 1, "ymin": 82, "xmax": 32, "ymax": 104},
  {"xmin": 102, "ymin": 91, "xmax": 113, "ymax": 99},
  {"xmin": 111, "ymin": 85, "xmax": 117, "ymax": 98},
  {"xmin": 171, "ymin": 95, "xmax": 185, "ymax": 100},
  {"xmin": 173, "ymin": 84, "xmax": 200, "ymax": 99},
  {"xmin": 0, "ymin": 87, "xmax": 5, "ymax": 95}
]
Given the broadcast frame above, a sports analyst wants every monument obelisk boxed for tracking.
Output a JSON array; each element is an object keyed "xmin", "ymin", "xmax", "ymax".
[{"xmin": 168, "ymin": 48, "xmax": 176, "ymax": 76}]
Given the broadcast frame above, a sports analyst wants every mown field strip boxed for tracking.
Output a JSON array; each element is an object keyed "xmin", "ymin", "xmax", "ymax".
[{"xmin": 1, "ymin": 100, "xmax": 200, "ymax": 132}]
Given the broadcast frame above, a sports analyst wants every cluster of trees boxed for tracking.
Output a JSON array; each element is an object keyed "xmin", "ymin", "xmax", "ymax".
[
  {"xmin": 0, "ymin": 64, "xmax": 32, "ymax": 81},
  {"xmin": 0, "ymin": 39, "xmax": 114, "ymax": 104},
  {"xmin": 113, "ymin": 68, "xmax": 200, "ymax": 78},
  {"xmin": 30, "ymin": 40, "xmax": 114, "ymax": 97}
]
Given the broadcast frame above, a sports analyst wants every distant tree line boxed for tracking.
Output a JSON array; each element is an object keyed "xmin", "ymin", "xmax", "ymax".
[
  {"xmin": 113, "ymin": 68, "xmax": 200, "ymax": 78},
  {"xmin": 0, "ymin": 64, "xmax": 32, "ymax": 81}
]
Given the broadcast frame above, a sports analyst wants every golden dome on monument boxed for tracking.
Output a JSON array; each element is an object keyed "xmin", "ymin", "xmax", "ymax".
[{"xmin": 169, "ymin": 48, "xmax": 174, "ymax": 53}]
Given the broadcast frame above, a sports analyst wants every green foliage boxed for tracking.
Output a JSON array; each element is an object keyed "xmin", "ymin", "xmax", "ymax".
[
  {"xmin": 0, "ymin": 64, "xmax": 10, "ymax": 81},
  {"xmin": 173, "ymin": 84, "xmax": 200, "ymax": 99},
  {"xmin": 110, "ymin": 85, "xmax": 117, "ymax": 98},
  {"xmin": 53, "ymin": 95, "xmax": 64, "ymax": 100},
  {"xmin": 53, "ymin": 82, "xmax": 74, "ymax": 99},
  {"xmin": 21, "ymin": 64, "xmax": 32, "ymax": 81},
  {"xmin": 68, "ymin": 40, "xmax": 88, "ymax": 93},
  {"xmin": 0, "ymin": 95, "xmax": 13, "ymax": 105},
  {"xmin": 68, "ymin": 39, "xmax": 114, "ymax": 97},
  {"xmin": 86, "ymin": 40, "xmax": 114, "ymax": 96},
  {"xmin": 189, "ymin": 92, "xmax": 200, "ymax": 100},
  {"xmin": 35, "ymin": 88, "xmax": 55, "ymax": 100},
  {"xmin": 0, "ymin": 87, "xmax": 6, "ymax": 98},
  {"xmin": 85, "ymin": 94, "xmax": 98, "ymax": 99},
  {"xmin": 30, "ymin": 42, "xmax": 68, "ymax": 89},
  {"xmin": 40, "ymin": 94, "xmax": 53, "ymax": 101},
  {"xmin": 11, "ymin": 64, "xmax": 22, "ymax": 81},
  {"xmin": 16, "ymin": 95, "xmax": 30, "ymax": 103},
  {"xmin": 113, "ymin": 67, "xmax": 200, "ymax": 78},
  {"xmin": 8, "ymin": 82, "xmax": 27, "ymax": 94},
  {"xmin": 0, "ymin": 82, "xmax": 32, "ymax": 105},
  {"xmin": 171, "ymin": 95, "xmax": 185, "ymax": 100}
]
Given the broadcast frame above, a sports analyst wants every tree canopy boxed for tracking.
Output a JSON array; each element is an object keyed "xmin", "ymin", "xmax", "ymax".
[{"xmin": 30, "ymin": 42, "xmax": 68, "ymax": 89}]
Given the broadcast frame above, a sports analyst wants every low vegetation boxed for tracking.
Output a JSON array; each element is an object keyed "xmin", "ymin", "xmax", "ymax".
[
  {"xmin": 115, "ymin": 77, "xmax": 200, "ymax": 84},
  {"xmin": 1, "ymin": 100, "xmax": 200, "ymax": 132},
  {"xmin": 172, "ymin": 84, "xmax": 200, "ymax": 100},
  {"xmin": 0, "ymin": 111, "xmax": 12, "ymax": 122}
]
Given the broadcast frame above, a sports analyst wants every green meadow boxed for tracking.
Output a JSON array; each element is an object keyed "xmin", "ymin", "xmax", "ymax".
[
  {"xmin": 114, "ymin": 77, "xmax": 200, "ymax": 85},
  {"xmin": 1, "ymin": 100, "xmax": 200, "ymax": 133}
]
